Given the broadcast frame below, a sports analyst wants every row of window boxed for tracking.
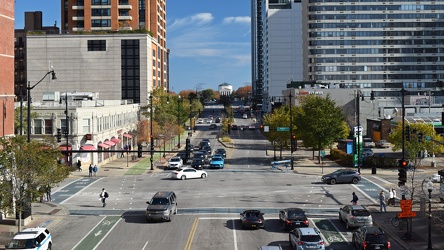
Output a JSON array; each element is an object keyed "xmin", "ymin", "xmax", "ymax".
[
  {"xmin": 309, "ymin": 48, "xmax": 444, "ymax": 54},
  {"xmin": 309, "ymin": 4, "xmax": 444, "ymax": 11},
  {"xmin": 310, "ymin": 30, "xmax": 443, "ymax": 37},
  {"xmin": 313, "ymin": 65, "xmax": 444, "ymax": 72},
  {"xmin": 92, "ymin": 0, "xmax": 110, "ymax": 5},
  {"xmin": 309, "ymin": 21, "xmax": 444, "ymax": 29},
  {"xmin": 312, "ymin": 57, "xmax": 441, "ymax": 63},
  {"xmin": 309, "ymin": 39, "xmax": 443, "ymax": 46},
  {"xmin": 312, "ymin": 74, "xmax": 442, "ymax": 81},
  {"xmin": 311, "ymin": 13, "xmax": 444, "ymax": 20},
  {"xmin": 92, "ymin": 20, "xmax": 111, "ymax": 27}
]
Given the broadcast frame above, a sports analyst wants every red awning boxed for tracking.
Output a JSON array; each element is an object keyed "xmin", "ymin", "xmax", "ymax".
[
  {"xmin": 111, "ymin": 137, "xmax": 122, "ymax": 143},
  {"xmin": 123, "ymin": 133, "xmax": 132, "ymax": 138},
  {"xmin": 81, "ymin": 145, "xmax": 97, "ymax": 150},
  {"xmin": 104, "ymin": 140, "xmax": 116, "ymax": 146},
  {"xmin": 98, "ymin": 143, "xmax": 110, "ymax": 149},
  {"xmin": 58, "ymin": 145, "xmax": 72, "ymax": 150}
]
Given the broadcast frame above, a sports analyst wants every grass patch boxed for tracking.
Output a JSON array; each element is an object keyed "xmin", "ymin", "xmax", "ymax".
[{"xmin": 221, "ymin": 136, "xmax": 232, "ymax": 143}]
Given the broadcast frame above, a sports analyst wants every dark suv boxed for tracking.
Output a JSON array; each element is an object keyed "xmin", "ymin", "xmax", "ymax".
[
  {"xmin": 279, "ymin": 208, "xmax": 309, "ymax": 230},
  {"xmin": 321, "ymin": 169, "xmax": 361, "ymax": 184},
  {"xmin": 352, "ymin": 226, "xmax": 390, "ymax": 250}
]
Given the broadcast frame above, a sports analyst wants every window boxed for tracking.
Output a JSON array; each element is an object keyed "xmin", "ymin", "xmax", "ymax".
[
  {"xmin": 34, "ymin": 120, "xmax": 43, "ymax": 134},
  {"xmin": 88, "ymin": 40, "xmax": 106, "ymax": 51},
  {"xmin": 44, "ymin": 119, "xmax": 53, "ymax": 135},
  {"xmin": 83, "ymin": 118, "xmax": 90, "ymax": 134},
  {"xmin": 61, "ymin": 119, "xmax": 69, "ymax": 135}
]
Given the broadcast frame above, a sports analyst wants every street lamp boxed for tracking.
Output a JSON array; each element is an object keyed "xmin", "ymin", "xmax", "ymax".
[
  {"xmin": 289, "ymin": 92, "xmax": 294, "ymax": 170},
  {"xmin": 189, "ymin": 100, "xmax": 193, "ymax": 134},
  {"xmin": 177, "ymin": 96, "xmax": 181, "ymax": 148},
  {"xmin": 27, "ymin": 69, "xmax": 57, "ymax": 142},
  {"xmin": 427, "ymin": 179, "xmax": 433, "ymax": 250}
]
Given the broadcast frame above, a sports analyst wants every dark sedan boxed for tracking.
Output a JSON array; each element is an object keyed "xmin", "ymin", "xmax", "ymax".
[
  {"xmin": 279, "ymin": 208, "xmax": 309, "ymax": 230},
  {"xmin": 240, "ymin": 210, "xmax": 265, "ymax": 229},
  {"xmin": 215, "ymin": 148, "xmax": 226, "ymax": 158},
  {"xmin": 191, "ymin": 159, "xmax": 205, "ymax": 170}
]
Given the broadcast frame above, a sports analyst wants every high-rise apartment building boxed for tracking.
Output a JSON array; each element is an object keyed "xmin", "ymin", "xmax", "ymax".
[
  {"xmin": 253, "ymin": 0, "xmax": 444, "ymax": 107},
  {"xmin": 0, "ymin": 0, "xmax": 15, "ymax": 137},
  {"xmin": 61, "ymin": 0, "xmax": 168, "ymax": 91},
  {"xmin": 251, "ymin": 0, "xmax": 304, "ymax": 104}
]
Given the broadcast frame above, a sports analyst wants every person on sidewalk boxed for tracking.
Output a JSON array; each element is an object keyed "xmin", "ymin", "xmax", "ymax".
[
  {"xmin": 88, "ymin": 164, "xmax": 93, "ymax": 177},
  {"xmin": 388, "ymin": 188, "xmax": 395, "ymax": 206},
  {"xmin": 391, "ymin": 188, "xmax": 397, "ymax": 206},
  {"xmin": 46, "ymin": 185, "xmax": 52, "ymax": 202},
  {"xmin": 379, "ymin": 191, "xmax": 387, "ymax": 212},
  {"xmin": 351, "ymin": 192, "xmax": 359, "ymax": 205},
  {"xmin": 77, "ymin": 159, "xmax": 82, "ymax": 172},
  {"xmin": 93, "ymin": 164, "xmax": 98, "ymax": 177},
  {"xmin": 99, "ymin": 188, "xmax": 108, "ymax": 207}
]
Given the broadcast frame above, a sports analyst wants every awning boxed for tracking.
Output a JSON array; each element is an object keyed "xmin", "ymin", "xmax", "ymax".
[
  {"xmin": 111, "ymin": 137, "xmax": 122, "ymax": 143},
  {"xmin": 104, "ymin": 140, "xmax": 116, "ymax": 146},
  {"xmin": 123, "ymin": 133, "xmax": 132, "ymax": 138},
  {"xmin": 58, "ymin": 145, "xmax": 72, "ymax": 150},
  {"xmin": 81, "ymin": 145, "xmax": 97, "ymax": 150},
  {"xmin": 98, "ymin": 143, "xmax": 110, "ymax": 149}
]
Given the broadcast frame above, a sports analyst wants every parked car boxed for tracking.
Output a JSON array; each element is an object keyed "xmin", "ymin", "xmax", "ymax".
[
  {"xmin": 240, "ymin": 210, "xmax": 265, "ymax": 229},
  {"xmin": 171, "ymin": 167, "xmax": 207, "ymax": 180},
  {"xmin": 429, "ymin": 173, "xmax": 442, "ymax": 183},
  {"xmin": 6, "ymin": 227, "xmax": 52, "ymax": 250},
  {"xmin": 279, "ymin": 208, "xmax": 309, "ymax": 230},
  {"xmin": 215, "ymin": 117, "xmax": 221, "ymax": 123},
  {"xmin": 363, "ymin": 138, "xmax": 375, "ymax": 148},
  {"xmin": 191, "ymin": 159, "xmax": 205, "ymax": 170},
  {"xmin": 339, "ymin": 205, "xmax": 373, "ymax": 229},
  {"xmin": 197, "ymin": 119, "xmax": 204, "ymax": 124},
  {"xmin": 166, "ymin": 156, "xmax": 183, "ymax": 170},
  {"xmin": 321, "ymin": 169, "xmax": 361, "ymax": 184},
  {"xmin": 145, "ymin": 191, "xmax": 177, "ymax": 222},
  {"xmin": 362, "ymin": 148, "xmax": 374, "ymax": 158},
  {"xmin": 375, "ymin": 140, "xmax": 390, "ymax": 148},
  {"xmin": 215, "ymin": 148, "xmax": 226, "ymax": 158},
  {"xmin": 209, "ymin": 155, "xmax": 224, "ymax": 169},
  {"xmin": 352, "ymin": 226, "xmax": 390, "ymax": 250},
  {"xmin": 248, "ymin": 125, "xmax": 256, "ymax": 130},
  {"xmin": 288, "ymin": 227, "xmax": 325, "ymax": 250},
  {"xmin": 231, "ymin": 124, "xmax": 238, "ymax": 130},
  {"xmin": 209, "ymin": 123, "xmax": 217, "ymax": 129}
]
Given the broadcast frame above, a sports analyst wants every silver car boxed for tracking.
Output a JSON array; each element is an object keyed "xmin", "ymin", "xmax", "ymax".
[
  {"xmin": 339, "ymin": 205, "xmax": 373, "ymax": 229},
  {"xmin": 289, "ymin": 227, "xmax": 325, "ymax": 250}
]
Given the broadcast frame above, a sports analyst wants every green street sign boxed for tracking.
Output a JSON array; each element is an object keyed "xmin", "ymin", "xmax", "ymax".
[{"xmin": 277, "ymin": 127, "xmax": 289, "ymax": 131}]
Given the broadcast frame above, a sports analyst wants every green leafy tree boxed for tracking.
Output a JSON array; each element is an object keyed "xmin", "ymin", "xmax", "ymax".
[
  {"xmin": 14, "ymin": 106, "xmax": 39, "ymax": 135},
  {"xmin": 294, "ymin": 94, "xmax": 348, "ymax": 161},
  {"xmin": 262, "ymin": 106, "xmax": 294, "ymax": 151},
  {"xmin": 0, "ymin": 136, "xmax": 70, "ymax": 231},
  {"xmin": 200, "ymin": 89, "xmax": 215, "ymax": 102}
]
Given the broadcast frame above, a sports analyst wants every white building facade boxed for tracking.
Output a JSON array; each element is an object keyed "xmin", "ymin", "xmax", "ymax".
[{"xmin": 218, "ymin": 83, "xmax": 233, "ymax": 96}]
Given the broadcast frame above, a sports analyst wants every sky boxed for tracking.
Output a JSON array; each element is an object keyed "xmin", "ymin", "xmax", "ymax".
[{"xmin": 14, "ymin": 0, "xmax": 252, "ymax": 93}]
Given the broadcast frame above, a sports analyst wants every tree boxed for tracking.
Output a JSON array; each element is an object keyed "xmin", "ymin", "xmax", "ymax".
[
  {"xmin": 234, "ymin": 85, "xmax": 252, "ymax": 100},
  {"xmin": 14, "ymin": 106, "xmax": 38, "ymax": 135},
  {"xmin": 0, "ymin": 136, "xmax": 70, "ymax": 231},
  {"xmin": 200, "ymin": 89, "xmax": 216, "ymax": 101},
  {"xmin": 294, "ymin": 94, "xmax": 348, "ymax": 161}
]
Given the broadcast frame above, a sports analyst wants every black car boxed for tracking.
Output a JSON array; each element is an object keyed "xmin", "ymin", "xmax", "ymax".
[
  {"xmin": 199, "ymin": 141, "xmax": 210, "ymax": 149},
  {"xmin": 240, "ymin": 210, "xmax": 265, "ymax": 229},
  {"xmin": 279, "ymin": 208, "xmax": 309, "ymax": 230},
  {"xmin": 209, "ymin": 123, "xmax": 217, "ymax": 129},
  {"xmin": 186, "ymin": 144, "xmax": 194, "ymax": 153},
  {"xmin": 352, "ymin": 226, "xmax": 390, "ymax": 250},
  {"xmin": 202, "ymin": 146, "xmax": 212, "ymax": 155},
  {"xmin": 321, "ymin": 169, "xmax": 361, "ymax": 184},
  {"xmin": 231, "ymin": 124, "xmax": 238, "ymax": 130},
  {"xmin": 215, "ymin": 148, "xmax": 226, "ymax": 158},
  {"xmin": 191, "ymin": 159, "xmax": 205, "ymax": 170},
  {"xmin": 193, "ymin": 152, "xmax": 206, "ymax": 162}
]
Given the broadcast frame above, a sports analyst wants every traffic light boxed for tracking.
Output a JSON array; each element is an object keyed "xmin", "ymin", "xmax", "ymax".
[
  {"xmin": 228, "ymin": 122, "xmax": 231, "ymax": 134},
  {"xmin": 185, "ymin": 138, "xmax": 191, "ymax": 160},
  {"xmin": 56, "ymin": 128, "xmax": 62, "ymax": 143},
  {"xmin": 398, "ymin": 159, "xmax": 408, "ymax": 186},
  {"xmin": 259, "ymin": 125, "xmax": 263, "ymax": 131},
  {"xmin": 137, "ymin": 144, "xmax": 142, "ymax": 158},
  {"xmin": 405, "ymin": 125, "xmax": 411, "ymax": 141},
  {"xmin": 291, "ymin": 135, "xmax": 297, "ymax": 152}
]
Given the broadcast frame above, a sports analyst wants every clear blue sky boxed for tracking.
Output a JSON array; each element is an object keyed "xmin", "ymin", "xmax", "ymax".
[{"xmin": 14, "ymin": 0, "xmax": 252, "ymax": 93}]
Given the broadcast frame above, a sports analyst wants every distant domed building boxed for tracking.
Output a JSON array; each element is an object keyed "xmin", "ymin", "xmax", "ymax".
[{"xmin": 218, "ymin": 83, "xmax": 233, "ymax": 96}]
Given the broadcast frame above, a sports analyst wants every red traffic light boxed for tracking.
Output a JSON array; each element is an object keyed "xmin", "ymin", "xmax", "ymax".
[
  {"xmin": 292, "ymin": 135, "xmax": 296, "ymax": 139},
  {"xmin": 398, "ymin": 159, "xmax": 408, "ymax": 168}
]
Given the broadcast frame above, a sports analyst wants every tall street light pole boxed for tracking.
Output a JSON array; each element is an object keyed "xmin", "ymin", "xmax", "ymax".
[
  {"xmin": 289, "ymin": 92, "xmax": 294, "ymax": 170},
  {"xmin": 427, "ymin": 180, "xmax": 433, "ymax": 250},
  {"xmin": 189, "ymin": 99, "xmax": 192, "ymax": 134},
  {"xmin": 27, "ymin": 69, "xmax": 57, "ymax": 142},
  {"xmin": 177, "ymin": 95, "xmax": 181, "ymax": 148},
  {"xmin": 149, "ymin": 94, "xmax": 154, "ymax": 170}
]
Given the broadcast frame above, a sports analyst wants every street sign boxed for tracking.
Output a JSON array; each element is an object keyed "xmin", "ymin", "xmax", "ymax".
[
  {"xmin": 277, "ymin": 127, "xmax": 289, "ymax": 131},
  {"xmin": 397, "ymin": 212, "xmax": 416, "ymax": 218},
  {"xmin": 264, "ymin": 126, "xmax": 269, "ymax": 132}
]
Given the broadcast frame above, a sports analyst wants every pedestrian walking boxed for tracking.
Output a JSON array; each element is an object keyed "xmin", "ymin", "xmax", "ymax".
[
  {"xmin": 88, "ymin": 164, "xmax": 93, "ymax": 177},
  {"xmin": 392, "ymin": 188, "xmax": 397, "ymax": 206},
  {"xmin": 99, "ymin": 188, "xmax": 109, "ymax": 207},
  {"xmin": 120, "ymin": 146, "xmax": 125, "ymax": 158},
  {"xmin": 77, "ymin": 160, "xmax": 82, "ymax": 172},
  {"xmin": 46, "ymin": 185, "xmax": 52, "ymax": 202},
  {"xmin": 379, "ymin": 191, "xmax": 387, "ymax": 212},
  {"xmin": 388, "ymin": 189, "xmax": 395, "ymax": 206},
  {"xmin": 351, "ymin": 192, "xmax": 359, "ymax": 205},
  {"xmin": 93, "ymin": 165, "xmax": 98, "ymax": 177}
]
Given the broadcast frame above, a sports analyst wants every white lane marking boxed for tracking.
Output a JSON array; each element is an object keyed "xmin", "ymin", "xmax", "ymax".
[
  {"xmin": 353, "ymin": 184, "xmax": 378, "ymax": 204},
  {"xmin": 232, "ymin": 219, "xmax": 238, "ymax": 250},
  {"xmin": 71, "ymin": 216, "xmax": 107, "ymax": 250},
  {"xmin": 141, "ymin": 241, "xmax": 149, "ymax": 250},
  {"xmin": 369, "ymin": 175, "xmax": 393, "ymax": 185},
  {"xmin": 93, "ymin": 217, "xmax": 122, "ymax": 250},
  {"xmin": 60, "ymin": 178, "xmax": 103, "ymax": 205}
]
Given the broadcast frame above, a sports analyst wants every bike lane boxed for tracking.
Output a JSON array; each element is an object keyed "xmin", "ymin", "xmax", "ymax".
[
  {"xmin": 311, "ymin": 218, "xmax": 353, "ymax": 250},
  {"xmin": 72, "ymin": 215, "xmax": 121, "ymax": 250},
  {"xmin": 52, "ymin": 178, "xmax": 101, "ymax": 204}
]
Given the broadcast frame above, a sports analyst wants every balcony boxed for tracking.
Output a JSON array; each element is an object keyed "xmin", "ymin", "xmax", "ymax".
[
  {"xmin": 72, "ymin": 16, "xmax": 84, "ymax": 21},
  {"xmin": 72, "ymin": 2, "xmax": 84, "ymax": 10},
  {"xmin": 72, "ymin": 27, "xmax": 85, "ymax": 32},
  {"xmin": 118, "ymin": 1, "xmax": 132, "ymax": 9},
  {"xmin": 118, "ymin": 15, "xmax": 132, "ymax": 21}
]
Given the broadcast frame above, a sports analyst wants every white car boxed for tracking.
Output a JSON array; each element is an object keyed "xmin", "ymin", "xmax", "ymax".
[
  {"xmin": 167, "ymin": 156, "xmax": 183, "ymax": 170},
  {"xmin": 430, "ymin": 174, "xmax": 441, "ymax": 183},
  {"xmin": 171, "ymin": 167, "xmax": 208, "ymax": 180},
  {"xmin": 197, "ymin": 119, "xmax": 204, "ymax": 124},
  {"xmin": 6, "ymin": 227, "xmax": 52, "ymax": 250}
]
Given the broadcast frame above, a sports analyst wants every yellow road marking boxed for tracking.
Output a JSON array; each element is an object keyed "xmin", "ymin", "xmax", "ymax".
[{"xmin": 184, "ymin": 217, "xmax": 199, "ymax": 250}]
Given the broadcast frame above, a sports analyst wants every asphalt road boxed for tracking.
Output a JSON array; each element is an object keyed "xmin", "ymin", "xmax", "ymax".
[{"xmin": 47, "ymin": 107, "xmax": 406, "ymax": 250}]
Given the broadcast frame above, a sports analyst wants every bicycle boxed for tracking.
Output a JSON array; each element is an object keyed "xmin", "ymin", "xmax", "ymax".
[{"xmin": 391, "ymin": 215, "xmax": 408, "ymax": 229}]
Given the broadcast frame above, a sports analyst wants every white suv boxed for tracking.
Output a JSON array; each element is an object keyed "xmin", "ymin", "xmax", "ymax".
[
  {"xmin": 167, "ymin": 156, "xmax": 183, "ymax": 170},
  {"xmin": 6, "ymin": 227, "xmax": 52, "ymax": 250}
]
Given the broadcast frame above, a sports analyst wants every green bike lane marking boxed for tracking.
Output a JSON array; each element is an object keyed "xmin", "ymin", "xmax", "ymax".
[
  {"xmin": 310, "ymin": 218, "xmax": 350, "ymax": 247},
  {"xmin": 72, "ymin": 216, "xmax": 121, "ymax": 250}
]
